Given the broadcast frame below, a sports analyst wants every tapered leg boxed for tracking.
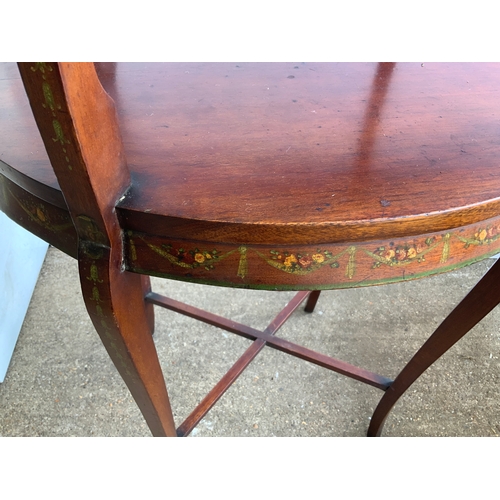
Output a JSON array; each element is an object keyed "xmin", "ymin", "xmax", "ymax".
[
  {"xmin": 305, "ymin": 290, "xmax": 322, "ymax": 313},
  {"xmin": 79, "ymin": 251, "xmax": 176, "ymax": 437},
  {"xmin": 368, "ymin": 258, "xmax": 500, "ymax": 437}
]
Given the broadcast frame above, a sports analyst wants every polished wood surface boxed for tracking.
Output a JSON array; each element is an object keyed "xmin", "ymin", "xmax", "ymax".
[
  {"xmin": 107, "ymin": 62, "xmax": 500, "ymax": 242},
  {"xmin": 3, "ymin": 62, "xmax": 500, "ymax": 290},
  {"xmin": 4, "ymin": 62, "xmax": 500, "ymax": 236},
  {"xmin": 2, "ymin": 62, "xmax": 500, "ymax": 436}
]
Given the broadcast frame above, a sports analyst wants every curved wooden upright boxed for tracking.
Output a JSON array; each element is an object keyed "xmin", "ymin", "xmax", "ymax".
[{"xmin": 2, "ymin": 62, "xmax": 500, "ymax": 436}]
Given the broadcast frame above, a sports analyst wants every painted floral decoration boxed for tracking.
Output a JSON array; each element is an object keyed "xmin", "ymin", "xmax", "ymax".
[
  {"xmin": 459, "ymin": 225, "xmax": 500, "ymax": 248},
  {"xmin": 268, "ymin": 249, "xmax": 340, "ymax": 274},
  {"xmin": 370, "ymin": 237, "xmax": 437, "ymax": 268}
]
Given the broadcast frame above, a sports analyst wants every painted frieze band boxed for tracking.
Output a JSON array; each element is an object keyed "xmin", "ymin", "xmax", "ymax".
[{"xmin": 125, "ymin": 219, "xmax": 500, "ymax": 289}]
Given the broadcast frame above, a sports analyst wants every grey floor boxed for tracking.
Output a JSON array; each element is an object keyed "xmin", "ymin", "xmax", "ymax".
[{"xmin": 1, "ymin": 246, "xmax": 500, "ymax": 437}]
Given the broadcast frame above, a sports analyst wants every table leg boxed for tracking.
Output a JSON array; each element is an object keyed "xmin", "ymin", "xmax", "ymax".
[
  {"xmin": 304, "ymin": 290, "xmax": 322, "ymax": 313},
  {"xmin": 368, "ymin": 258, "xmax": 500, "ymax": 436}
]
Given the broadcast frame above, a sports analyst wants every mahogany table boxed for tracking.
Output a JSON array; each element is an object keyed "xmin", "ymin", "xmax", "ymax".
[{"xmin": 1, "ymin": 62, "xmax": 500, "ymax": 436}]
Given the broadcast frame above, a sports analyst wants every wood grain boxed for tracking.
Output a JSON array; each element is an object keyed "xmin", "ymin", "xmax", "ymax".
[
  {"xmin": 3, "ymin": 63, "xmax": 500, "ymax": 247},
  {"xmin": 3, "ymin": 62, "xmax": 500, "ymax": 436},
  {"xmin": 4, "ymin": 62, "xmax": 500, "ymax": 288}
]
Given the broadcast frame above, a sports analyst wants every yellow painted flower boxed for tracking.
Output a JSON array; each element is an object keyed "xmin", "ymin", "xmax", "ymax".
[
  {"xmin": 312, "ymin": 253, "xmax": 325, "ymax": 263},
  {"xmin": 284, "ymin": 254, "xmax": 298, "ymax": 267},
  {"xmin": 478, "ymin": 229, "xmax": 487, "ymax": 241},
  {"xmin": 407, "ymin": 247, "xmax": 417, "ymax": 259},
  {"xmin": 383, "ymin": 249, "xmax": 395, "ymax": 260},
  {"xmin": 194, "ymin": 253, "xmax": 205, "ymax": 263}
]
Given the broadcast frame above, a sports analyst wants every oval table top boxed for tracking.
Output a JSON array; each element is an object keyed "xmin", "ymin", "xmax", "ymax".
[{"xmin": 2, "ymin": 62, "xmax": 500, "ymax": 289}]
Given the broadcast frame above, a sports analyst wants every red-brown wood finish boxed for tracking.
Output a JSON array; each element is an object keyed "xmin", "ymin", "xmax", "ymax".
[
  {"xmin": 16, "ymin": 63, "xmax": 177, "ymax": 436},
  {"xmin": 3, "ymin": 62, "xmax": 500, "ymax": 289},
  {"xmin": 2, "ymin": 61, "xmax": 500, "ymax": 436}
]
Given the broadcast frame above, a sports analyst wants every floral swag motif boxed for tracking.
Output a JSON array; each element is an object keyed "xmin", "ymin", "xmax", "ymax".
[{"xmin": 130, "ymin": 222, "xmax": 500, "ymax": 281}]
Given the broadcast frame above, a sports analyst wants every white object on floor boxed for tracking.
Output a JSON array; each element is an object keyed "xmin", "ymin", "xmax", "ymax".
[{"xmin": 0, "ymin": 212, "xmax": 48, "ymax": 382}]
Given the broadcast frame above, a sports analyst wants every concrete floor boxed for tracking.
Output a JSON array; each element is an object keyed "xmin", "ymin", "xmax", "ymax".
[{"xmin": 1, "ymin": 246, "xmax": 500, "ymax": 437}]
